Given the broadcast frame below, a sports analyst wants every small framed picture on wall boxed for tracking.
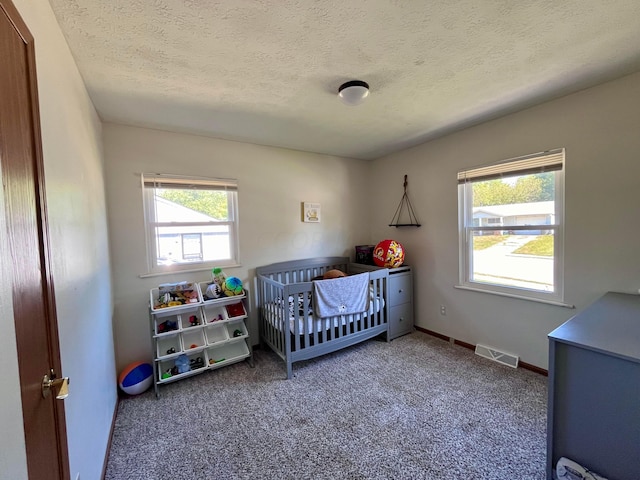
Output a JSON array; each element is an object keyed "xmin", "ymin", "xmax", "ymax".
[{"xmin": 302, "ymin": 202, "xmax": 321, "ymax": 223}]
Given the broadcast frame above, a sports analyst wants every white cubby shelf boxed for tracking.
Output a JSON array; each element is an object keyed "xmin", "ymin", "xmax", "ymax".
[{"xmin": 149, "ymin": 285, "xmax": 253, "ymax": 395}]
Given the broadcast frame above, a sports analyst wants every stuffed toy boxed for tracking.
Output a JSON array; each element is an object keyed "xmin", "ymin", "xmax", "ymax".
[{"xmin": 323, "ymin": 269, "xmax": 346, "ymax": 279}]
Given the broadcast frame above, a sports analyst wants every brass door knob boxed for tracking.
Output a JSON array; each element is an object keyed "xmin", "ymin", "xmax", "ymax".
[{"xmin": 42, "ymin": 370, "xmax": 70, "ymax": 399}]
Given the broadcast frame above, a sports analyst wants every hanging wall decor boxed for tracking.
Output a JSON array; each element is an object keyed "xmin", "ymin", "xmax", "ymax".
[
  {"xmin": 388, "ymin": 175, "xmax": 421, "ymax": 227},
  {"xmin": 302, "ymin": 202, "xmax": 321, "ymax": 222}
]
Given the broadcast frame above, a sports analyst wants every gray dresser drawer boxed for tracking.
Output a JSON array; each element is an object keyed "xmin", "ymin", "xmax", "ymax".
[
  {"xmin": 390, "ymin": 302, "xmax": 413, "ymax": 338},
  {"xmin": 389, "ymin": 274, "xmax": 412, "ymax": 306}
]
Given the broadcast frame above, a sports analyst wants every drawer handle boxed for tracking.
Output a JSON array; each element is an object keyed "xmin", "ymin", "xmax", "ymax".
[
  {"xmin": 399, "ymin": 317, "xmax": 404, "ymax": 321},
  {"xmin": 398, "ymin": 289, "xmax": 403, "ymax": 293}
]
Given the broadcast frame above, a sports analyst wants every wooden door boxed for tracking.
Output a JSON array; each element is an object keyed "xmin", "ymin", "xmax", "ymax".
[{"xmin": 0, "ymin": 1, "xmax": 69, "ymax": 478}]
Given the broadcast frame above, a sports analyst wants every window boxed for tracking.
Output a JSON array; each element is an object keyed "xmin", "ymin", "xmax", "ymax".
[
  {"xmin": 457, "ymin": 149, "xmax": 565, "ymax": 304},
  {"xmin": 142, "ymin": 174, "xmax": 239, "ymax": 274}
]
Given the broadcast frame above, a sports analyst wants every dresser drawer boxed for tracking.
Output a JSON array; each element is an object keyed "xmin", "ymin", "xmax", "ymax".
[
  {"xmin": 389, "ymin": 302, "xmax": 413, "ymax": 339},
  {"xmin": 389, "ymin": 274, "xmax": 412, "ymax": 306}
]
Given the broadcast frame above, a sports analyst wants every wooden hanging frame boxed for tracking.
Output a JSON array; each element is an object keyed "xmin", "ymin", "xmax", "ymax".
[{"xmin": 388, "ymin": 174, "xmax": 421, "ymax": 227}]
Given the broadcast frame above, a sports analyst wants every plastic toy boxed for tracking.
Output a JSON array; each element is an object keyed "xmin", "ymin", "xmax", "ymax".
[
  {"xmin": 118, "ymin": 362, "xmax": 153, "ymax": 395},
  {"xmin": 204, "ymin": 282, "xmax": 223, "ymax": 300},
  {"xmin": 212, "ymin": 267, "xmax": 227, "ymax": 287},
  {"xmin": 190, "ymin": 357, "xmax": 205, "ymax": 370},
  {"xmin": 222, "ymin": 276, "xmax": 243, "ymax": 296},
  {"xmin": 225, "ymin": 302, "xmax": 246, "ymax": 318},
  {"xmin": 233, "ymin": 329, "xmax": 243, "ymax": 337},
  {"xmin": 189, "ymin": 315, "xmax": 199, "ymax": 327},
  {"xmin": 373, "ymin": 239, "xmax": 405, "ymax": 268},
  {"xmin": 154, "ymin": 282, "xmax": 199, "ymax": 309},
  {"xmin": 166, "ymin": 347, "xmax": 176, "ymax": 355},
  {"xmin": 208, "ymin": 314, "xmax": 224, "ymax": 323},
  {"xmin": 182, "ymin": 289, "xmax": 199, "ymax": 302},
  {"xmin": 161, "ymin": 369, "xmax": 172, "ymax": 379},
  {"xmin": 174, "ymin": 354, "xmax": 190, "ymax": 374},
  {"xmin": 157, "ymin": 320, "xmax": 178, "ymax": 333}
]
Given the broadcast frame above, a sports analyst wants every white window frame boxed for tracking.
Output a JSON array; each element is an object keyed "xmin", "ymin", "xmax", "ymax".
[
  {"xmin": 141, "ymin": 174, "xmax": 240, "ymax": 276},
  {"xmin": 457, "ymin": 149, "xmax": 567, "ymax": 306}
]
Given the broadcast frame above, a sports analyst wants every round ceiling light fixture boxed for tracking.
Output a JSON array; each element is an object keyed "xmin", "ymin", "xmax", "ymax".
[{"xmin": 338, "ymin": 80, "xmax": 369, "ymax": 106}]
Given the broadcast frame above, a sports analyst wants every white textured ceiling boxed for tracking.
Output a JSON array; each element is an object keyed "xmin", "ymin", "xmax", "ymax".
[{"xmin": 49, "ymin": 0, "xmax": 640, "ymax": 160}]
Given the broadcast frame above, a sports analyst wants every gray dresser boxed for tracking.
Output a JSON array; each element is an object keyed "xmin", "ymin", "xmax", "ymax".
[
  {"xmin": 349, "ymin": 263, "xmax": 414, "ymax": 340},
  {"xmin": 547, "ymin": 292, "xmax": 640, "ymax": 480}
]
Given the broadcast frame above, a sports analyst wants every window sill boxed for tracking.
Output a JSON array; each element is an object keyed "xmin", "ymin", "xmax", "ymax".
[
  {"xmin": 140, "ymin": 263, "xmax": 241, "ymax": 279},
  {"xmin": 454, "ymin": 285, "xmax": 575, "ymax": 308}
]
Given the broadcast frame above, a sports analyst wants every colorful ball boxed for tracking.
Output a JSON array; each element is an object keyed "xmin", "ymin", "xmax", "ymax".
[
  {"xmin": 373, "ymin": 239, "xmax": 405, "ymax": 268},
  {"xmin": 118, "ymin": 362, "xmax": 153, "ymax": 395},
  {"xmin": 222, "ymin": 276, "xmax": 243, "ymax": 296}
]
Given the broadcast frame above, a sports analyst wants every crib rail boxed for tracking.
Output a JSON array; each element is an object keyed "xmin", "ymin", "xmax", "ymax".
[{"xmin": 256, "ymin": 274, "xmax": 288, "ymax": 360}]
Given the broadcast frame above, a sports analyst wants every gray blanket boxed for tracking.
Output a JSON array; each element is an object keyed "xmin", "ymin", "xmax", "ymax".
[{"xmin": 313, "ymin": 272, "xmax": 369, "ymax": 318}]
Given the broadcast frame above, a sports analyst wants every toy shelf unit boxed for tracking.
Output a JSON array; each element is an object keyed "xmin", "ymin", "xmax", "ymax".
[{"xmin": 149, "ymin": 281, "xmax": 253, "ymax": 397}]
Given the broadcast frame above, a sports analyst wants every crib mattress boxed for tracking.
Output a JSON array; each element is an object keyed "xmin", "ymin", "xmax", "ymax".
[{"xmin": 264, "ymin": 296, "xmax": 385, "ymax": 335}]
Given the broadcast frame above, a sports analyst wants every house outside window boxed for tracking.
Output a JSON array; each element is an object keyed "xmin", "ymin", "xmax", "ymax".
[
  {"xmin": 457, "ymin": 149, "xmax": 565, "ymax": 304},
  {"xmin": 142, "ymin": 174, "xmax": 239, "ymax": 274},
  {"xmin": 181, "ymin": 233, "xmax": 203, "ymax": 261}
]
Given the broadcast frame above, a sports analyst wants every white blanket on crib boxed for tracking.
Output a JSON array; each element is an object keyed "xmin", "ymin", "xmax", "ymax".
[{"xmin": 313, "ymin": 273, "xmax": 369, "ymax": 318}]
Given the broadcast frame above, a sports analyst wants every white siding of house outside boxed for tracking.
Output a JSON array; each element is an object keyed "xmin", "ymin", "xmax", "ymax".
[
  {"xmin": 154, "ymin": 196, "xmax": 230, "ymax": 263},
  {"xmin": 473, "ymin": 201, "xmax": 554, "ymax": 231}
]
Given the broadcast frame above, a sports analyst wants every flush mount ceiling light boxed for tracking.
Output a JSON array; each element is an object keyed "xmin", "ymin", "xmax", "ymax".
[{"xmin": 338, "ymin": 80, "xmax": 369, "ymax": 106}]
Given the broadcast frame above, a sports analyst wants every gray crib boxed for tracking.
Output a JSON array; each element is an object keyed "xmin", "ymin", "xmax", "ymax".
[{"xmin": 255, "ymin": 257, "xmax": 389, "ymax": 379}]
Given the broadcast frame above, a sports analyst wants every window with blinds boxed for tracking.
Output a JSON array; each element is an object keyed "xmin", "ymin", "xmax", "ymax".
[
  {"xmin": 457, "ymin": 149, "xmax": 565, "ymax": 303},
  {"xmin": 141, "ymin": 174, "xmax": 239, "ymax": 273}
]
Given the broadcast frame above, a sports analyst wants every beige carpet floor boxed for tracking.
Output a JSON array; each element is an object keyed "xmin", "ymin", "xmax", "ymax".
[{"xmin": 106, "ymin": 331, "xmax": 547, "ymax": 479}]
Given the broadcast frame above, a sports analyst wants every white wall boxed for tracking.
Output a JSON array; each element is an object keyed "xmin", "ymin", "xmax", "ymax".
[
  {"xmin": 370, "ymin": 71, "xmax": 640, "ymax": 369},
  {"xmin": 5, "ymin": 2, "xmax": 117, "ymax": 479},
  {"xmin": 103, "ymin": 124, "xmax": 372, "ymax": 371}
]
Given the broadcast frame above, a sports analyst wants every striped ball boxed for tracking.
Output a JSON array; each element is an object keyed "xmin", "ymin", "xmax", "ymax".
[{"xmin": 118, "ymin": 362, "xmax": 153, "ymax": 395}]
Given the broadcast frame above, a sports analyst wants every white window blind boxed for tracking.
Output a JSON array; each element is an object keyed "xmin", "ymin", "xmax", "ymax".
[
  {"xmin": 457, "ymin": 149, "xmax": 564, "ymax": 184},
  {"xmin": 143, "ymin": 174, "xmax": 238, "ymax": 191}
]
